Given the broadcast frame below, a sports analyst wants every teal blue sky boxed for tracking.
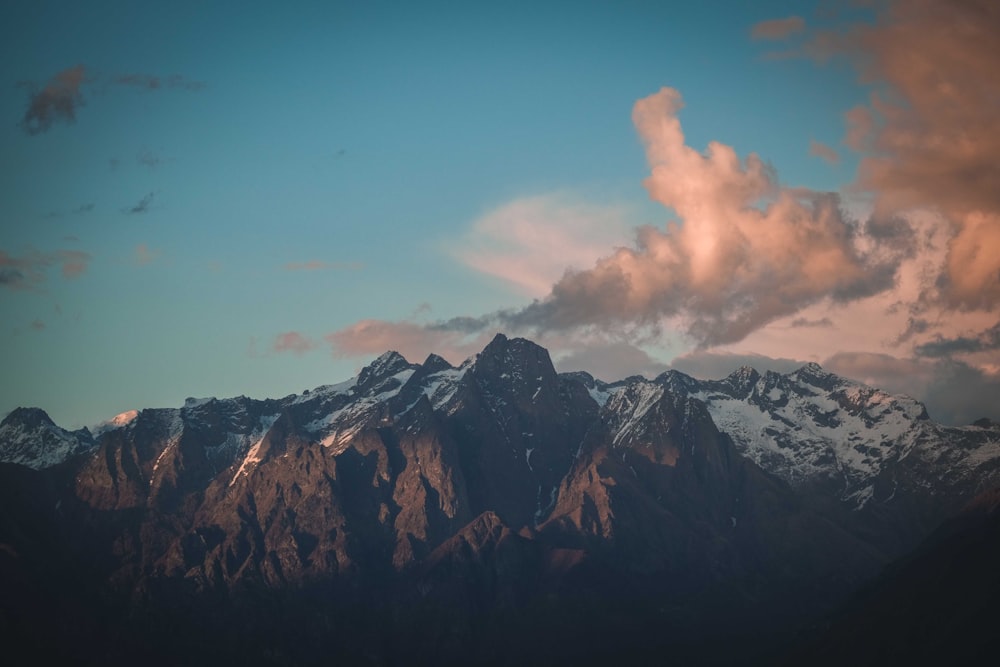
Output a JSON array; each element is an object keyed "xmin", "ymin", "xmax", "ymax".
[{"xmin": 3, "ymin": 1, "xmax": 998, "ymax": 427}]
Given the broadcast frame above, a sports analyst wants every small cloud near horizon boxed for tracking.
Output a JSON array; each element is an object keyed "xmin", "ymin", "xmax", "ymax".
[
  {"xmin": 750, "ymin": 16, "xmax": 805, "ymax": 40},
  {"xmin": 273, "ymin": 331, "xmax": 318, "ymax": 355}
]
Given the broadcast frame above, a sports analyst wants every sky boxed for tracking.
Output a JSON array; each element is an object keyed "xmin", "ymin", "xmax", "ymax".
[{"xmin": 2, "ymin": 0, "xmax": 999, "ymax": 428}]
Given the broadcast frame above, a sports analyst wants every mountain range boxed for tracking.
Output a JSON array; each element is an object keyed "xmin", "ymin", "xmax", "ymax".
[{"xmin": 2, "ymin": 333, "xmax": 998, "ymax": 665}]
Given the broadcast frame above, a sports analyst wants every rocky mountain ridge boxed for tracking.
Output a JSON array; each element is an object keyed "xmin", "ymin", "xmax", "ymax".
[{"xmin": 2, "ymin": 333, "xmax": 998, "ymax": 665}]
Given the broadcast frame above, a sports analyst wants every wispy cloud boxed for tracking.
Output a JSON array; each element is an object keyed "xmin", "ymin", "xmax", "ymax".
[
  {"xmin": 282, "ymin": 260, "xmax": 363, "ymax": 271},
  {"xmin": 124, "ymin": 192, "xmax": 155, "ymax": 215},
  {"xmin": 137, "ymin": 148, "xmax": 162, "ymax": 168},
  {"xmin": 751, "ymin": 16, "xmax": 805, "ymax": 41},
  {"xmin": 0, "ymin": 249, "xmax": 91, "ymax": 290},
  {"xmin": 273, "ymin": 331, "xmax": 317, "ymax": 355},
  {"xmin": 808, "ymin": 139, "xmax": 840, "ymax": 165},
  {"xmin": 790, "ymin": 316, "xmax": 834, "ymax": 328},
  {"xmin": 114, "ymin": 73, "xmax": 205, "ymax": 92},
  {"xmin": 19, "ymin": 66, "xmax": 205, "ymax": 136},
  {"xmin": 915, "ymin": 321, "xmax": 1000, "ymax": 358},
  {"xmin": 446, "ymin": 194, "xmax": 633, "ymax": 297},
  {"xmin": 326, "ymin": 319, "xmax": 491, "ymax": 365},
  {"xmin": 19, "ymin": 65, "xmax": 87, "ymax": 135}
]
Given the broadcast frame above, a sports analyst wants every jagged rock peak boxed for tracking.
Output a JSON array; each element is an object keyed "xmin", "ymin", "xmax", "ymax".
[
  {"xmin": 654, "ymin": 369, "xmax": 699, "ymax": 393},
  {"xmin": 421, "ymin": 353, "xmax": 454, "ymax": 374},
  {"xmin": 358, "ymin": 350, "xmax": 416, "ymax": 387},
  {"xmin": 791, "ymin": 361, "xmax": 841, "ymax": 391},
  {"xmin": 1, "ymin": 406, "xmax": 56, "ymax": 429},
  {"xmin": 475, "ymin": 333, "xmax": 557, "ymax": 376}
]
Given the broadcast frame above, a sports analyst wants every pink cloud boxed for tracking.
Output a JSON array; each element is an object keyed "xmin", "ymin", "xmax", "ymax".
[
  {"xmin": 751, "ymin": 16, "xmax": 806, "ymax": 41},
  {"xmin": 326, "ymin": 319, "xmax": 492, "ymax": 365},
  {"xmin": 273, "ymin": 332, "xmax": 317, "ymax": 355},
  {"xmin": 498, "ymin": 87, "xmax": 894, "ymax": 346},
  {"xmin": 446, "ymin": 194, "xmax": 633, "ymax": 297},
  {"xmin": 808, "ymin": 139, "xmax": 840, "ymax": 165},
  {"xmin": 809, "ymin": 1, "xmax": 1000, "ymax": 310}
]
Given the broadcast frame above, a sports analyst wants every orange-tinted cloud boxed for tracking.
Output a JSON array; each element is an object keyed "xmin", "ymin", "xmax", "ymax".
[
  {"xmin": 811, "ymin": 0, "xmax": 1000, "ymax": 310},
  {"xmin": 273, "ymin": 331, "xmax": 317, "ymax": 355},
  {"xmin": 326, "ymin": 319, "xmax": 492, "ymax": 366},
  {"xmin": 751, "ymin": 16, "xmax": 805, "ymax": 40},
  {"xmin": 500, "ymin": 88, "xmax": 896, "ymax": 346},
  {"xmin": 447, "ymin": 194, "xmax": 632, "ymax": 297},
  {"xmin": 809, "ymin": 139, "xmax": 840, "ymax": 165}
]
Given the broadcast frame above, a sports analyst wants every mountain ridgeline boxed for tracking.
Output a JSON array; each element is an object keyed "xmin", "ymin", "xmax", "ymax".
[{"xmin": 2, "ymin": 334, "xmax": 999, "ymax": 665}]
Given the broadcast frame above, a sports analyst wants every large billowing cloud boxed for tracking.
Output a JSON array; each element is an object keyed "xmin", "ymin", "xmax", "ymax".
[
  {"xmin": 327, "ymin": 87, "xmax": 902, "ymax": 358},
  {"xmin": 808, "ymin": 0, "xmax": 1000, "ymax": 310},
  {"xmin": 324, "ymin": 2, "xmax": 1000, "ymax": 424},
  {"xmin": 496, "ymin": 87, "xmax": 896, "ymax": 346}
]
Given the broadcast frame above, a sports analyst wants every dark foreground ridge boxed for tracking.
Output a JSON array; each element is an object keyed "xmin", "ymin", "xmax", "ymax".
[{"xmin": 2, "ymin": 334, "xmax": 999, "ymax": 665}]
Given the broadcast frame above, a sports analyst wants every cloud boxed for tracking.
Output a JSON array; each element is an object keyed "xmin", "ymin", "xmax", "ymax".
[
  {"xmin": 808, "ymin": 0, "xmax": 1000, "ymax": 310},
  {"xmin": 670, "ymin": 350, "xmax": 806, "ymax": 379},
  {"xmin": 553, "ymin": 341, "xmax": 670, "ymax": 381},
  {"xmin": 789, "ymin": 316, "xmax": 834, "ymax": 328},
  {"xmin": 19, "ymin": 65, "xmax": 87, "ymax": 135},
  {"xmin": 133, "ymin": 244, "xmax": 160, "ymax": 266},
  {"xmin": 446, "ymin": 194, "xmax": 633, "ymax": 296},
  {"xmin": 809, "ymin": 139, "xmax": 840, "ymax": 165},
  {"xmin": 915, "ymin": 321, "xmax": 1000, "ymax": 358},
  {"xmin": 485, "ymin": 88, "xmax": 898, "ymax": 347},
  {"xmin": 19, "ymin": 67, "xmax": 205, "ymax": 136},
  {"xmin": 326, "ymin": 319, "xmax": 492, "ymax": 365},
  {"xmin": 137, "ymin": 148, "xmax": 162, "ymax": 168},
  {"xmin": 273, "ymin": 332, "xmax": 317, "ymax": 355},
  {"xmin": 824, "ymin": 351, "xmax": 1000, "ymax": 425},
  {"xmin": 283, "ymin": 260, "xmax": 363, "ymax": 271},
  {"xmin": 0, "ymin": 249, "xmax": 91, "ymax": 290},
  {"xmin": 751, "ymin": 16, "xmax": 805, "ymax": 40},
  {"xmin": 124, "ymin": 192, "xmax": 155, "ymax": 215},
  {"xmin": 329, "ymin": 87, "xmax": 915, "ymax": 359},
  {"xmin": 114, "ymin": 73, "xmax": 205, "ymax": 92}
]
